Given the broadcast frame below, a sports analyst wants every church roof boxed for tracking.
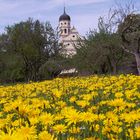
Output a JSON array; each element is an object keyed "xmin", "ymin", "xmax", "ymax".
[{"xmin": 59, "ymin": 7, "xmax": 71, "ymax": 21}]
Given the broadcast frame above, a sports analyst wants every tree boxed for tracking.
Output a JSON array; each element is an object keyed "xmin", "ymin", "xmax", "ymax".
[
  {"xmin": 101, "ymin": 0, "xmax": 139, "ymax": 74},
  {"xmin": 73, "ymin": 0, "xmax": 139, "ymax": 75},
  {"xmin": 39, "ymin": 60, "xmax": 62, "ymax": 80},
  {"xmin": 118, "ymin": 14, "xmax": 140, "ymax": 75},
  {"xmin": 73, "ymin": 18, "xmax": 125, "ymax": 75},
  {"xmin": 0, "ymin": 18, "xmax": 62, "ymax": 82}
]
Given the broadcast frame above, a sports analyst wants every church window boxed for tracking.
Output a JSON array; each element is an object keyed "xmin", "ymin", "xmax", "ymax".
[
  {"xmin": 64, "ymin": 29, "xmax": 67, "ymax": 34},
  {"xmin": 65, "ymin": 22, "xmax": 67, "ymax": 25},
  {"xmin": 67, "ymin": 43, "xmax": 70, "ymax": 46},
  {"xmin": 73, "ymin": 35, "xmax": 75, "ymax": 38},
  {"xmin": 61, "ymin": 23, "xmax": 63, "ymax": 25}
]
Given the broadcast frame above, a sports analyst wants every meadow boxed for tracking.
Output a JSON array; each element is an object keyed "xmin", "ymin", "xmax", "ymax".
[{"xmin": 0, "ymin": 75, "xmax": 140, "ymax": 140}]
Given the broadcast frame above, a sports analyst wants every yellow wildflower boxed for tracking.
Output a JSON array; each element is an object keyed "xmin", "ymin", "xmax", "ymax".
[{"xmin": 53, "ymin": 124, "xmax": 67, "ymax": 134}]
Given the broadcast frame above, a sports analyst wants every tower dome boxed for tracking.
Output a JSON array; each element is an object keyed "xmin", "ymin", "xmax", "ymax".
[{"xmin": 59, "ymin": 7, "xmax": 71, "ymax": 21}]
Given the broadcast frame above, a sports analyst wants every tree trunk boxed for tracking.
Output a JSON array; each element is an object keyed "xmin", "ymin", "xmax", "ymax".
[
  {"xmin": 135, "ymin": 53, "xmax": 140, "ymax": 75},
  {"xmin": 112, "ymin": 64, "xmax": 117, "ymax": 75},
  {"xmin": 107, "ymin": 56, "xmax": 117, "ymax": 75}
]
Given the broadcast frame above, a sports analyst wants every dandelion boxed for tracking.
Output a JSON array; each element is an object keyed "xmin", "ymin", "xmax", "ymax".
[
  {"xmin": 136, "ymin": 127, "xmax": 140, "ymax": 138},
  {"xmin": 53, "ymin": 124, "xmax": 67, "ymax": 134},
  {"xmin": 39, "ymin": 131, "xmax": 54, "ymax": 140}
]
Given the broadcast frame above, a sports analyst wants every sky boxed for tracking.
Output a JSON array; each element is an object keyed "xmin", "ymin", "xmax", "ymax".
[{"xmin": 0, "ymin": 0, "xmax": 140, "ymax": 35}]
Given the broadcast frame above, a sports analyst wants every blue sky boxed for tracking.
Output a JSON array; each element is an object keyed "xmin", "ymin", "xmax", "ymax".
[{"xmin": 0, "ymin": 0, "xmax": 139, "ymax": 35}]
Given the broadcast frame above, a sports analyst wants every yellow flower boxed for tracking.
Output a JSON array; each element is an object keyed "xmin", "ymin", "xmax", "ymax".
[
  {"xmin": 81, "ymin": 94, "xmax": 93, "ymax": 101},
  {"xmin": 53, "ymin": 124, "xmax": 67, "ymax": 134},
  {"xmin": 128, "ymin": 129, "xmax": 134, "ymax": 140},
  {"xmin": 69, "ymin": 96, "xmax": 76, "ymax": 103},
  {"xmin": 98, "ymin": 114, "xmax": 105, "ymax": 121},
  {"xmin": 0, "ymin": 131, "xmax": 24, "ymax": 140},
  {"xmin": 81, "ymin": 112, "xmax": 98, "ymax": 123},
  {"xmin": 95, "ymin": 124, "xmax": 100, "ymax": 132},
  {"xmin": 111, "ymin": 125, "xmax": 122, "ymax": 134},
  {"xmin": 108, "ymin": 98, "xmax": 126, "ymax": 107},
  {"xmin": 136, "ymin": 127, "xmax": 140, "ymax": 138},
  {"xmin": 40, "ymin": 113, "xmax": 54, "ymax": 126},
  {"xmin": 76, "ymin": 100, "xmax": 89, "ymax": 108},
  {"xmin": 54, "ymin": 114, "xmax": 64, "ymax": 121},
  {"xmin": 11, "ymin": 120, "xmax": 19, "ymax": 127},
  {"xmin": 29, "ymin": 117, "xmax": 39, "ymax": 126},
  {"xmin": 115, "ymin": 92, "xmax": 123, "ymax": 98},
  {"xmin": 39, "ymin": 131, "xmax": 54, "ymax": 140},
  {"xmin": 0, "ymin": 135, "xmax": 16, "ymax": 140},
  {"xmin": 68, "ymin": 137, "xmax": 78, "ymax": 140},
  {"xmin": 0, "ymin": 74, "xmax": 140, "ymax": 139},
  {"xmin": 0, "ymin": 119, "xmax": 7, "ymax": 129},
  {"xmin": 120, "ymin": 111, "xmax": 140, "ymax": 124},
  {"xmin": 52, "ymin": 89, "xmax": 63, "ymax": 98},
  {"xmin": 69, "ymin": 127, "xmax": 80, "ymax": 134},
  {"xmin": 64, "ymin": 109, "xmax": 82, "ymax": 125},
  {"xmin": 57, "ymin": 101, "xmax": 66, "ymax": 108},
  {"xmin": 84, "ymin": 137, "xmax": 98, "ymax": 140},
  {"xmin": 16, "ymin": 126, "xmax": 37, "ymax": 140}
]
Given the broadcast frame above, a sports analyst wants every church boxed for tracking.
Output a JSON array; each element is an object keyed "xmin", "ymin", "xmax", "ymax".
[{"xmin": 58, "ymin": 7, "xmax": 82, "ymax": 56}]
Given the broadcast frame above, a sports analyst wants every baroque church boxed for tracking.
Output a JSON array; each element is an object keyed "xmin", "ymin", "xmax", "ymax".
[{"xmin": 58, "ymin": 7, "xmax": 82, "ymax": 56}]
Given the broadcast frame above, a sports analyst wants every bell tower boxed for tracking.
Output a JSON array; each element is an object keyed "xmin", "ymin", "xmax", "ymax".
[
  {"xmin": 58, "ymin": 6, "xmax": 82, "ymax": 56},
  {"xmin": 59, "ymin": 7, "xmax": 71, "ymax": 37}
]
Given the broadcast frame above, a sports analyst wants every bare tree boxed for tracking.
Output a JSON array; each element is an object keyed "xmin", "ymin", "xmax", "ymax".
[
  {"xmin": 103, "ymin": 0, "xmax": 140, "ymax": 74},
  {"xmin": 104, "ymin": 0, "xmax": 137, "ymax": 33},
  {"xmin": 118, "ymin": 14, "xmax": 140, "ymax": 75}
]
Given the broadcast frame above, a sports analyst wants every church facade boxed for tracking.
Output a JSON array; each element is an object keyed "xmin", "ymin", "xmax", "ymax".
[{"xmin": 58, "ymin": 8, "xmax": 82, "ymax": 56}]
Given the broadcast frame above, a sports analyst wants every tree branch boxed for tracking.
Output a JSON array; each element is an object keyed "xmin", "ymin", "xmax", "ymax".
[{"xmin": 121, "ymin": 45, "xmax": 134, "ymax": 55}]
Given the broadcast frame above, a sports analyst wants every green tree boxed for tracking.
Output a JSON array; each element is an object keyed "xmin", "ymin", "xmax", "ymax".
[
  {"xmin": 39, "ymin": 60, "xmax": 62, "ymax": 80},
  {"xmin": 73, "ymin": 0, "xmax": 138, "ymax": 75},
  {"xmin": 0, "ymin": 18, "xmax": 62, "ymax": 82},
  {"xmin": 73, "ymin": 18, "xmax": 125, "ymax": 75}
]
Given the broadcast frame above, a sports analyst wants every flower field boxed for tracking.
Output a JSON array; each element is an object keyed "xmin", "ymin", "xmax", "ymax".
[{"xmin": 0, "ymin": 75, "xmax": 140, "ymax": 140}]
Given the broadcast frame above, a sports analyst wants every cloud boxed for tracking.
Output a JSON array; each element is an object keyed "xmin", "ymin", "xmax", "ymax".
[
  {"xmin": 0, "ymin": 0, "xmax": 110, "ymax": 15},
  {"xmin": 52, "ymin": 0, "xmax": 109, "ymax": 6},
  {"xmin": 0, "ymin": 0, "xmax": 139, "ymax": 35},
  {"xmin": 0, "ymin": 0, "xmax": 111, "ymax": 34}
]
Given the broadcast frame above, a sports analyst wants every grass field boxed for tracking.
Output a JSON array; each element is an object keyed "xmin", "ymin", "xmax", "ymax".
[{"xmin": 0, "ymin": 75, "xmax": 140, "ymax": 140}]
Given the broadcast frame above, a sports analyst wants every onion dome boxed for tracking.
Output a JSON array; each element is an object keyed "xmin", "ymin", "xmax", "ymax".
[{"xmin": 59, "ymin": 7, "xmax": 71, "ymax": 21}]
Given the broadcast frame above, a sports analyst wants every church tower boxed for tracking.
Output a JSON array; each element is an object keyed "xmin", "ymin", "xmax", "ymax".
[
  {"xmin": 58, "ymin": 7, "xmax": 82, "ymax": 56},
  {"xmin": 59, "ymin": 7, "xmax": 71, "ymax": 37}
]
